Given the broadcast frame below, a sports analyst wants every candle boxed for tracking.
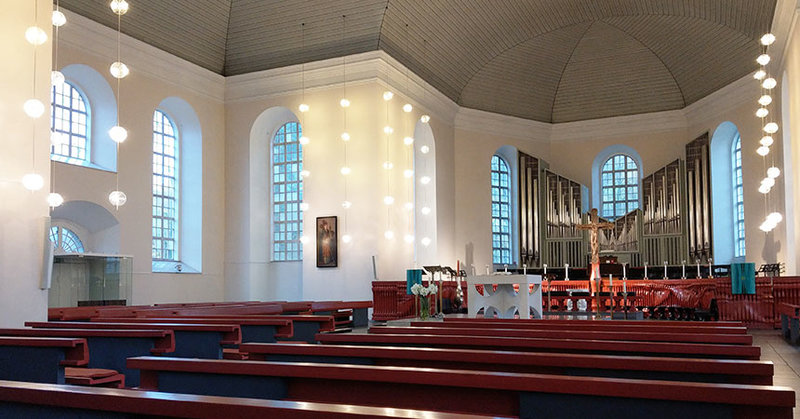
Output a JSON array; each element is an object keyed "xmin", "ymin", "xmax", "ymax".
[
  {"xmin": 623, "ymin": 278, "xmax": 627, "ymax": 293},
  {"xmin": 485, "ymin": 264, "xmax": 490, "ymax": 275},
  {"xmin": 609, "ymin": 274, "xmax": 613, "ymax": 288},
  {"xmin": 523, "ymin": 264, "xmax": 527, "ymax": 275},
  {"xmin": 543, "ymin": 264, "xmax": 547, "ymax": 276},
  {"xmin": 682, "ymin": 260, "xmax": 686, "ymax": 279},
  {"xmin": 565, "ymin": 263, "xmax": 569, "ymax": 281},
  {"xmin": 622, "ymin": 263, "xmax": 627, "ymax": 279},
  {"xmin": 644, "ymin": 262, "xmax": 648, "ymax": 279},
  {"xmin": 504, "ymin": 264, "xmax": 508, "ymax": 274},
  {"xmin": 697, "ymin": 260, "xmax": 701, "ymax": 278},
  {"xmin": 663, "ymin": 261, "xmax": 668, "ymax": 280},
  {"xmin": 708, "ymin": 258, "xmax": 713, "ymax": 278}
]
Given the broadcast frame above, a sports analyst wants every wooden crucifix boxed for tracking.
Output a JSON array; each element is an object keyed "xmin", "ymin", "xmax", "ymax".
[
  {"xmin": 577, "ymin": 208, "xmax": 614, "ymax": 315},
  {"xmin": 576, "ymin": 208, "xmax": 614, "ymax": 276}
]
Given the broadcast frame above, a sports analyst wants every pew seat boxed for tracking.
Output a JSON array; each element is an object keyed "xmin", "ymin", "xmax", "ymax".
[{"xmin": 64, "ymin": 367, "xmax": 125, "ymax": 388}]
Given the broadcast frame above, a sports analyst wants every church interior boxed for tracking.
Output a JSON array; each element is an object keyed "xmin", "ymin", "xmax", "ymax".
[{"xmin": 3, "ymin": 0, "xmax": 800, "ymax": 417}]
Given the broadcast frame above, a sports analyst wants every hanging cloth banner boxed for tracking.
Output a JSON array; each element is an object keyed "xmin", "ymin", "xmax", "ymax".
[{"xmin": 731, "ymin": 262, "xmax": 756, "ymax": 295}]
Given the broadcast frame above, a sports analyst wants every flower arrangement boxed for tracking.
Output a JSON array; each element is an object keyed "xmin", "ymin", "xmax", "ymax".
[{"xmin": 411, "ymin": 282, "xmax": 438, "ymax": 319}]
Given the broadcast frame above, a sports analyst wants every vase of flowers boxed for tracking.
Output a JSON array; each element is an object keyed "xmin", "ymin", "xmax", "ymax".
[{"xmin": 411, "ymin": 282, "xmax": 438, "ymax": 320}]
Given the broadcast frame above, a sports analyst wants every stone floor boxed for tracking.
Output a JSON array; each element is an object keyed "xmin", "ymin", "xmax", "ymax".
[{"xmin": 751, "ymin": 329, "xmax": 800, "ymax": 418}]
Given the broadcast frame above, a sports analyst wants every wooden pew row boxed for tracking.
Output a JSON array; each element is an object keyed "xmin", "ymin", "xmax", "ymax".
[
  {"xmin": 421, "ymin": 320, "xmax": 748, "ymax": 335},
  {"xmin": 444, "ymin": 317, "xmax": 745, "ymax": 327},
  {"xmin": 132, "ymin": 315, "xmax": 336, "ymax": 342},
  {"xmin": 238, "ymin": 342, "xmax": 775, "ymax": 385},
  {"xmin": 0, "ymin": 337, "xmax": 88, "ymax": 384},
  {"xmin": 0, "ymin": 328, "xmax": 174, "ymax": 387},
  {"xmin": 316, "ymin": 333, "xmax": 761, "ymax": 360},
  {"xmin": 127, "ymin": 356, "xmax": 794, "ymax": 418},
  {"xmin": 372, "ymin": 326, "xmax": 753, "ymax": 345},
  {"xmin": 305, "ymin": 301, "xmax": 373, "ymax": 328},
  {"xmin": 0, "ymin": 380, "xmax": 491, "ymax": 419},
  {"xmin": 779, "ymin": 303, "xmax": 800, "ymax": 344},
  {"xmin": 26, "ymin": 321, "xmax": 239, "ymax": 359},
  {"xmin": 86, "ymin": 316, "xmax": 293, "ymax": 343}
]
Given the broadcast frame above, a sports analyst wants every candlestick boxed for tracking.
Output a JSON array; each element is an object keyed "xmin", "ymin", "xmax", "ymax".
[
  {"xmin": 696, "ymin": 260, "xmax": 701, "ymax": 278},
  {"xmin": 644, "ymin": 262, "xmax": 648, "ymax": 279},
  {"xmin": 622, "ymin": 263, "xmax": 627, "ymax": 279},
  {"xmin": 504, "ymin": 264, "xmax": 508, "ymax": 274},
  {"xmin": 681, "ymin": 260, "xmax": 686, "ymax": 279},
  {"xmin": 623, "ymin": 278, "xmax": 627, "ymax": 293},
  {"xmin": 523, "ymin": 264, "xmax": 527, "ymax": 275},
  {"xmin": 564, "ymin": 263, "xmax": 569, "ymax": 281},
  {"xmin": 708, "ymin": 258, "xmax": 713, "ymax": 279},
  {"xmin": 485, "ymin": 264, "xmax": 490, "ymax": 275},
  {"xmin": 663, "ymin": 261, "xmax": 668, "ymax": 280},
  {"xmin": 543, "ymin": 264, "xmax": 547, "ymax": 276},
  {"xmin": 609, "ymin": 273, "xmax": 613, "ymax": 288}
]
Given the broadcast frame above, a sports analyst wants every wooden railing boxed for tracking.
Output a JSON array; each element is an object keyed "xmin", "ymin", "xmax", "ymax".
[{"xmin": 372, "ymin": 277, "xmax": 800, "ymax": 327}]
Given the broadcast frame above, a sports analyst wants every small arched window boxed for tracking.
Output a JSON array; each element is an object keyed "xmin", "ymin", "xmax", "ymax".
[
  {"xmin": 732, "ymin": 133, "xmax": 745, "ymax": 257},
  {"xmin": 491, "ymin": 155, "xmax": 512, "ymax": 265},
  {"xmin": 50, "ymin": 80, "xmax": 89, "ymax": 164},
  {"xmin": 272, "ymin": 122, "xmax": 303, "ymax": 261},
  {"xmin": 49, "ymin": 226, "xmax": 85, "ymax": 253},
  {"xmin": 600, "ymin": 154, "xmax": 639, "ymax": 220},
  {"xmin": 152, "ymin": 110, "xmax": 179, "ymax": 262}
]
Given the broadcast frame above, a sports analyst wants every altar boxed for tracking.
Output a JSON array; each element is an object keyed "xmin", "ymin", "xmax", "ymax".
[{"xmin": 466, "ymin": 274, "xmax": 542, "ymax": 319}]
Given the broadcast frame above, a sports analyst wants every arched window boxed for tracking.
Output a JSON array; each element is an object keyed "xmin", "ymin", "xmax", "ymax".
[
  {"xmin": 491, "ymin": 155, "xmax": 512, "ymax": 265},
  {"xmin": 272, "ymin": 122, "xmax": 303, "ymax": 261},
  {"xmin": 732, "ymin": 133, "xmax": 745, "ymax": 257},
  {"xmin": 152, "ymin": 110, "xmax": 179, "ymax": 262},
  {"xmin": 600, "ymin": 154, "xmax": 639, "ymax": 220},
  {"xmin": 50, "ymin": 80, "xmax": 89, "ymax": 164},
  {"xmin": 49, "ymin": 226, "xmax": 85, "ymax": 253}
]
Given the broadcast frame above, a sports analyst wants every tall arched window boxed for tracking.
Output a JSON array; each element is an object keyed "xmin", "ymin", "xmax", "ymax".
[
  {"xmin": 732, "ymin": 133, "xmax": 745, "ymax": 257},
  {"xmin": 49, "ymin": 226, "xmax": 85, "ymax": 253},
  {"xmin": 50, "ymin": 80, "xmax": 89, "ymax": 164},
  {"xmin": 272, "ymin": 122, "xmax": 303, "ymax": 261},
  {"xmin": 491, "ymin": 155, "xmax": 512, "ymax": 265},
  {"xmin": 152, "ymin": 110, "xmax": 179, "ymax": 262},
  {"xmin": 600, "ymin": 154, "xmax": 639, "ymax": 220}
]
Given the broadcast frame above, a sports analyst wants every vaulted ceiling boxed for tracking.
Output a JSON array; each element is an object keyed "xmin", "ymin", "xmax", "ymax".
[{"xmin": 59, "ymin": 0, "xmax": 776, "ymax": 123}]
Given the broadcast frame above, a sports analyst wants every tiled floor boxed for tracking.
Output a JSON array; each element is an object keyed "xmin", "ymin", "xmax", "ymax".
[{"xmin": 751, "ymin": 329, "xmax": 800, "ymax": 418}]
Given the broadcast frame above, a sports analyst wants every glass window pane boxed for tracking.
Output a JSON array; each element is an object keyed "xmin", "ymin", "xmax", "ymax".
[{"xmin": 272, "ymin": 122, "xmax": 304, "ymax": 261}]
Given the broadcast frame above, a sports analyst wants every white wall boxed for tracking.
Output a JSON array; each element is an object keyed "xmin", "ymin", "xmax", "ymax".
[
  {"xmin": 51, "ymin": 11, "xmax": 227, "ymax": 304},
  {"xmin": 0, "ymin": 0, "xmax": 52, "ymax": 326}
]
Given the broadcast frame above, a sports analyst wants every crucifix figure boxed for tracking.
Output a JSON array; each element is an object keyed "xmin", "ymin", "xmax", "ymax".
[{"xmin": 576, "ymin": 208, "xmax": 614, "ymax": 280}]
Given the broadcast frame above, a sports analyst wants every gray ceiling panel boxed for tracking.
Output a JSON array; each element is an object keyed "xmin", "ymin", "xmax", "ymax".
[{"xmin": 58, "ymin": 0, "xmax": 776, "ymax": 122}]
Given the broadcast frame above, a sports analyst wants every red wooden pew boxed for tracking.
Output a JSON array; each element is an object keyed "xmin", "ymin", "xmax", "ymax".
[
  {"xmin": 238, "ymin": 342, "xmax": 774, "ymax": 385},
  {"xmin": 426, "ymin": 319, "xmax": 748, "ymax": 334},
  {"xmin": 26, "ymin": 322, "xmax": 239, "ymax": 359},
  {"xmin": 316, "ymin": 332, "xmax": 761, "ymax": 360},
  {"xmin": 0, "ymin": 380, "xmax": 492, "ymax": 418},
  {"xmin": 0, "ymin": 337, "xmax": 88, "ymax": 384},
  {"xmin": 372, "ymin": 326, "xmax": 753, "ymax": 345},
  {"xmin": 127, "ymin": 356, "xmax": 794, "ymax": 418}
]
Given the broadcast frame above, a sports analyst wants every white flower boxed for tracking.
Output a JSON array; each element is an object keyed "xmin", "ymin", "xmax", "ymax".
[
  {"xmin": 428, "ymin": 284, "xmax": 438, "ymax": 294},
  {"xmin": 420, "ymin": 287, "xmax": 430, "ymax": 297},
  {"xmin": 410, "ymin": 283, "xmax": 422, "ymax": 296}
]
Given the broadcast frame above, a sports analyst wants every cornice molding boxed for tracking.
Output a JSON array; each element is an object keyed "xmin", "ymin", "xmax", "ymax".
[
  {"xmin": 225, "ymin": 50, "xmax": 460, "ymax": 123},
  {"xmin": 58, "ymin": 10, "xmax": 225, "ymax": 102},
  {"xmin": 454, "ymin": 108, "xmax": 551, "ymax": 143}
]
